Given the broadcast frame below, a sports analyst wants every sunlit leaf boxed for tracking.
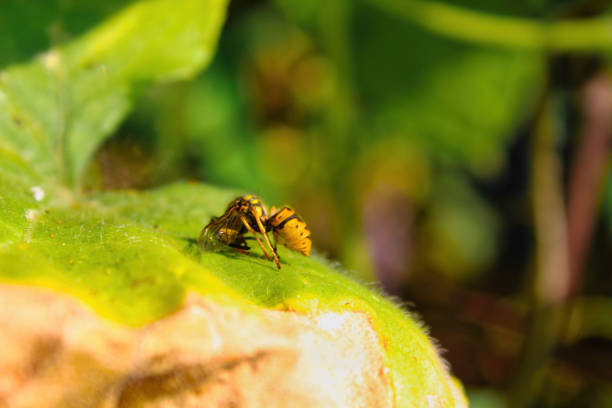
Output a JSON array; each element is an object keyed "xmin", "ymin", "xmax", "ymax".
[{"xmin": 0, "ymin": 0, "xmax": 465, "ymax": 406}]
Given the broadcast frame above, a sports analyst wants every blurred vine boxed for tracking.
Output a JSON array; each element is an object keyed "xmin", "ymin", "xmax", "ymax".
[{"xmin": 369, "ymin": 0, "xmax": 612, "ymax": 51}]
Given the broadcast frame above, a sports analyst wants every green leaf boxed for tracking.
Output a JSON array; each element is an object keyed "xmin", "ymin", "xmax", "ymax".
[
  {"xmin": 0, "ymin": 0, "xmax": 227, "ymax": 187},
  {"xmin": 1, "ymin": 182, "xmax": 460, "ymax": 406},
  {"xmin": 0, "ymin": 1, "xmax": 464, "ymax": 406}
]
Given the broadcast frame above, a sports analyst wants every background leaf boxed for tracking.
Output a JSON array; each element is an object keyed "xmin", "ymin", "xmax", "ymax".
[
  {"xmin": 0, "ymin": 0, "xmax": 227, "ymax": 189},
  {"xmin": 0, "ymin": 0, "xmax": 130, "ymax": 67},
  {"xmin": 354, "ymin": 5, "xmax": 544, "ymax": 176}
]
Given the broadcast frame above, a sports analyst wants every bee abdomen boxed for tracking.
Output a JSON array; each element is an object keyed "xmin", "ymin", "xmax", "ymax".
[{"xmin": 268, "ymin": 207, "xmax": 312, "ymax": 256}]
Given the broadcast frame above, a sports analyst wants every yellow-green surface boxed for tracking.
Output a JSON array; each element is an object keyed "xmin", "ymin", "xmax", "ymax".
[{"xmin": 0, "ymin": 0, "xmax": 461, "ymax": 406}]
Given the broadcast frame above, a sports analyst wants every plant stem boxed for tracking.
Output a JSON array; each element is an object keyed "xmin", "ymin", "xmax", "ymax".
[
  {"xmin": 368, "ymin": 0, "xmax": 612, "ymax": 51},
  {"xmin": 567, "ymin": 73, "xmax": 612, "ymax": 297},
  {"xmin": 509, "ymin": 73, "xmax": 612, "ymax": 407},
  {"xmin": 509, "ymin": 93, "xmax": 570, "ymax": 408}
]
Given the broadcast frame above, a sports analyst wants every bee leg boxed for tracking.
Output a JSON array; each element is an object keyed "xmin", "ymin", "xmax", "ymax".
[
  {"xmin": 253, "ymin": 216, "xmax": 281, "ymax": 270},
  {"xmin": 230, "ymin": 238, "xmax": 251, "ymax": 251},
  {"xmin": 231, "ymin": 247, "xmax": 250, "ymax": 255},
  {"xmin": 230, "ymin": 244, "xmax": 250, "ymax": 251},
  {"xmin": 239, "ymin": 216, "xmax": 272, "ymax": 261}
]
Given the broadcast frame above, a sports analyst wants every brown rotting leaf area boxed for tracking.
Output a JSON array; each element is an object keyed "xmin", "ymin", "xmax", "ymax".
[{"xmin": 0, "ymin": 285, "xmax": 393, "ymax": 408}]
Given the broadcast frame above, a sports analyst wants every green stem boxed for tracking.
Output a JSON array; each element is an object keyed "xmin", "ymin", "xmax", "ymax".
[
  {"xmin": 508, "ymin": 92, "xmax": 570, "ymax": 407},
  {"xmin": 369, "ymin": 0, "xmax": 612, "ymax": 51}
]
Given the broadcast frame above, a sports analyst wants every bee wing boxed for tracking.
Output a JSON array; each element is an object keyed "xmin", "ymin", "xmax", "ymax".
[{"xmin": 198, "ymin": 209, "xmax": 243, "ymax": 248}]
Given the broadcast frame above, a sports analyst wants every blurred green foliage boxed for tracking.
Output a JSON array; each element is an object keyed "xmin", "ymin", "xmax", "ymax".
[
  {"xmin": 0, "ymin": 1, "xmax": 129, "ymax": 66},
  {"xmin": 2, "ymin": 0, "xmax": 612, "ymax": 406}
]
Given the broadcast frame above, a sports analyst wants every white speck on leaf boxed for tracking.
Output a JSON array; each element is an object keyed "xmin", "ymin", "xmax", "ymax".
[
  {"xmin": 426, "ymin": 394, "xmax": 442, "ymax": 408},
  {"xmin": 30, "ymin": 186, "xmax": 45, "ymax": 202},
  {"xmin": 25, "ymin": 209, "xmax": 39, "ymax": 222}
]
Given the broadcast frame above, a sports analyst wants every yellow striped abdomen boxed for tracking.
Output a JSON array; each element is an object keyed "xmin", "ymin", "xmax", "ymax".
[{"xmin": 268, "ymin": 206, "xmax": 312, "ymax": 256}]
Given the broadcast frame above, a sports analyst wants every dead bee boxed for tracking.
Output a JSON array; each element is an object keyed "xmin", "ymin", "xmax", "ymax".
[
  {"xmin": 198, "ymin": 195, "xmax": 281, "ymax": 269},
  {"xmin": 267, "ymin": 206, "xmax": 311, "ymax": 256}
]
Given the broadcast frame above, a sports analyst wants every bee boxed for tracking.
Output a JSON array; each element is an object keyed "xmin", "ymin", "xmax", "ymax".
[
  {"xmin": 198, "ymin": 195, "xmax": 281, "ymax": 269},
  {"xmin": 267, "ymin": 206, "xmax": 312, "ymax": 256}
]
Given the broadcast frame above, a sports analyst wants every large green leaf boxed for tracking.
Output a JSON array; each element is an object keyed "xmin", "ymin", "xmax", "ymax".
[
  {"xmin": 0, "ymin": 0, "xmax": 464, "ymax": 406},
  {"xmin": 0, "ymin": 181, "xmax": 462, "ymax": 406}
]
